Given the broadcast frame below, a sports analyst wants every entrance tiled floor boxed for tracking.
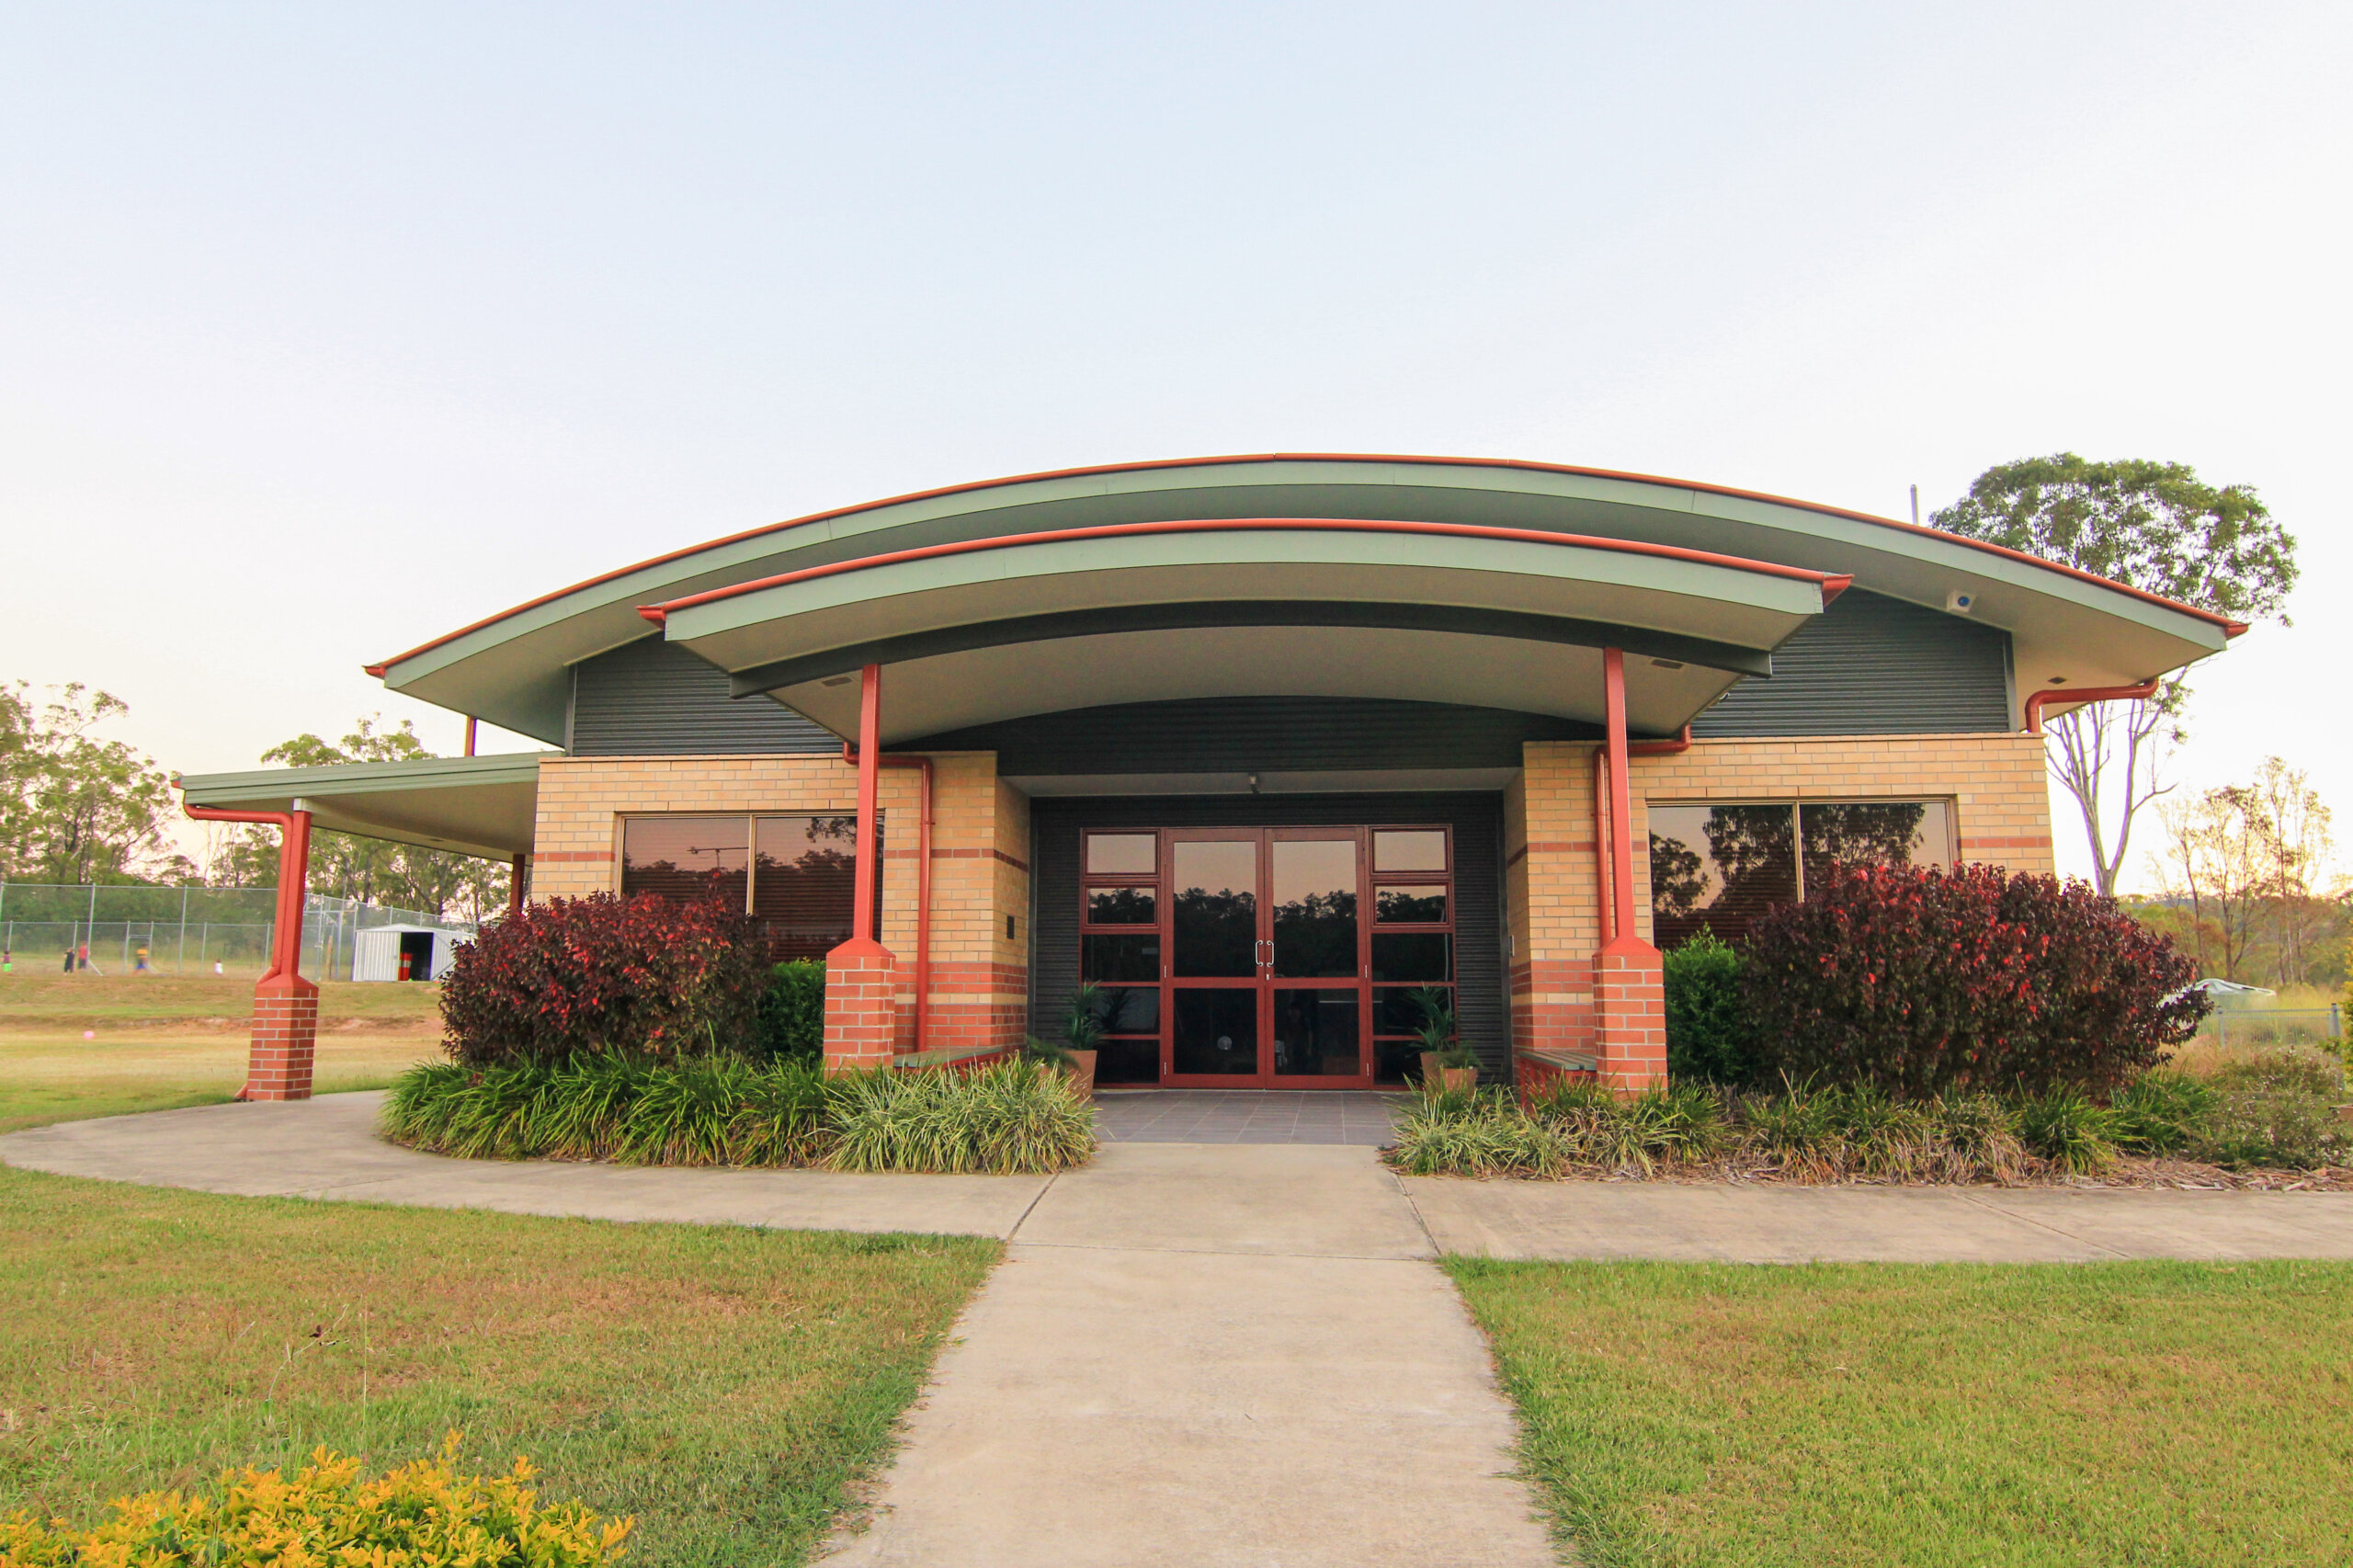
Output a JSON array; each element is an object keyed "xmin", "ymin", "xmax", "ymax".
[{"xmin": 1093, "ymin": 1088, "xmax": 1406, "ymax": 1145}]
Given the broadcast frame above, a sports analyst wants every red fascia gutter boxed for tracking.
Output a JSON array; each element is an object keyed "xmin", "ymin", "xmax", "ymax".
[
  {"xmin": 2022, "ymin": 679, "xmax": 2162, "ymax": 736},
  {"xmin": 843, "ymin": 744, "xmax": 933, "ymax": 1052},
  {"xmin": 637, "ymin": 517, "xmax": 1850, "ymax": 624},
  {"xmin": 365, "ymin": 451, "xmax": 2241, "ymax": 676},
  {"xmin": 173, "ymin": 786, "xmax": 310, "ymax": 987}
]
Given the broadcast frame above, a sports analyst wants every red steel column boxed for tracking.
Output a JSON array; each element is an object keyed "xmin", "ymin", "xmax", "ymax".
[
  {"xmin": 1594, "ymin": 649, "xmax": 1666, "ymax": 1094},
  {"xmin": 852, "ymin": 663, "xmax": 882, "ymax": 941},
  {"xmin": 1602, "ymin": 647, "xmax": 1637, "ymax": 939},
  {"xmin": 825, "ymin": 664, "xmax": 898, "ymax": 1074}
]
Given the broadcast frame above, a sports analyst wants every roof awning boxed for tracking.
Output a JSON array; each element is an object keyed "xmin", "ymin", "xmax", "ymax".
[
  {"xmin": 643, "ymin": 518, "xmax": 1850, "ymax": 744},
  {"xmin": 177, "ymin": 754, "xmax": 544, "ymax": 860},
  {"xmin": 369, "ymin": 455, "xmax": 2240, "ymax": 744}
]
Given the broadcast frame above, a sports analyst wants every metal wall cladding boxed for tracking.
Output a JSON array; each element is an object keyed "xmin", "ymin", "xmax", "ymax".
[
  {"xmin": 1694, "ymin": 588, "xmax": 2013, "ymax": 738},
  {"xmin": 568, "ymin": 637, "xmax": 837, "ymax": 756},
  {"xmin": 911, "ymin": 697, "xmax": 1598, "ymax": 776},
  {"xmin": 1029, "ymin": 793, "xmax": 1508, "ymax": 1078}
]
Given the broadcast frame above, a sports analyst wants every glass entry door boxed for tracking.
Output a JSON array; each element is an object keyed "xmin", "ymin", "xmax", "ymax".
[{"xmin": 1079, "ymin": 824, "xmax": 1457, "ymax": 1088}]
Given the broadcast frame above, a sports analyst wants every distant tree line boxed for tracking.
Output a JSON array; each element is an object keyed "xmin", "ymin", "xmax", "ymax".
[{"xmin": 3, "ymin": 680, "xmax": 506, "ymax": 922}]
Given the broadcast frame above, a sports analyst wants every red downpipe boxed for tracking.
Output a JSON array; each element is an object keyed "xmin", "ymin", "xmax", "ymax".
[
  {"xmin": 508, "ymin": 853, "xmax": 527, "ymax": 919},
  {"xmin": 2023, "ymin": 679, "xmax": 2160, "ymax": 736},
  {"xmin": 176, "ymin": 792, "xmax": 311, "ymax": 986},
  {"xmin": 463, "ymin": 717, "xmax": 478, "ymax": 756},
  {"xmin": 844, "ymin": 741, "xmax": 933, "ymax": 1052}
]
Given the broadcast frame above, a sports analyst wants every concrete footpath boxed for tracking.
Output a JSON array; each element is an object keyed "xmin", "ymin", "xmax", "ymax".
[
  {"xmin": 5, "ymin": 1091, "xmax": 2349, "ymax": 1263},
  {"xmin": 822, "ymin": 1143, "xmax": 1553, "ymax": 1568}
]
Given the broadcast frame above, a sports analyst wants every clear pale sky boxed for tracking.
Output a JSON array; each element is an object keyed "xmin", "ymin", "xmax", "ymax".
[{"xmin": 4, "ymin": 4, "xmax": 2346, "ymax": 891}]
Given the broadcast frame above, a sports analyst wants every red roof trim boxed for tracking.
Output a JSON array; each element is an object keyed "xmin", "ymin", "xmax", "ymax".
[
  {"xmin": 638, "ymin": 516, "xmax": 1851, "ymax": 624},
  {"xmin": 367, "ymin": 452, "xmax": 2242, "ymax": 676}
]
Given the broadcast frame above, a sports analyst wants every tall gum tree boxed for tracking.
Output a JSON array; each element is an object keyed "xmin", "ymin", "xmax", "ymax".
[{"xmin": 1932, "ymin": 455, "xmax": 2297, "ymax": 897}]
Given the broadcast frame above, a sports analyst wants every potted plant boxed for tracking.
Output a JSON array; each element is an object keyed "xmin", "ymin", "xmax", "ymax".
[
  {"xmin": 1412, "ymin": 985, "xmax": 1477, "ymax": 1092},
  {"xmin": 1063, "ymin": 982, "xmax": 1104, "ymax": 1100}
]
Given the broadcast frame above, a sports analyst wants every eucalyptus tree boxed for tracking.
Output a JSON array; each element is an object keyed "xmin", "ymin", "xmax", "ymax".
[{"xmin": 1933, "ymin": 455, "xmax": 2297, "ymax": 896}]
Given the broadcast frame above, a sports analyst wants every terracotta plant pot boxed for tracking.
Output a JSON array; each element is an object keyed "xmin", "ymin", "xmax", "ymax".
[
  {"xmin": 1420, "ymin": 1052, "xmax": 1478, "ymax": 1093},
  {"xmin": 1066, "ymin": 1049, "xmax": 1097, "ymax": 1102}
]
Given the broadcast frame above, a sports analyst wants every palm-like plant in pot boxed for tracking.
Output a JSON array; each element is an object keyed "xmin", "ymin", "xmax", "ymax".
[
  {"xmin": 1061, "ymin": 982, "xmax": 1106, "ymax": 1100},
  {"xmin": 1412, "ymin": 986, "xmax": 1476, "ymax": 1092}
]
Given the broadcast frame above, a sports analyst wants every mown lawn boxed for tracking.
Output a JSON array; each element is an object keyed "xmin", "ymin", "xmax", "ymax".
[
  {"xmin": 0, "ymin": 1167, "xmax": 996, "ymax": 1567},
  {"xmin": 0, "ymin": 973, "xmax": 441, "ymax": 1132},
  {"xmin": 1450, "ymin": 1257, "xmax": 2353, "ymax": 1568},
  {"xmin": 0, "ymin": 1030, "xmax": 434, "ymax": 1134},
  {"xmin": 0, "ymin": 971, "xmax": 445, "ymax": 1027}
]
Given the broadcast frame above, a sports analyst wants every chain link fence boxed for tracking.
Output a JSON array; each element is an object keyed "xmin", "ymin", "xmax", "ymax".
[
  {"xmin": 0, "ymin": 882, "xmax": 478, "ymax": 981},
  {"xmin": 2197, "ymin": 1004, "xmax": 2344, "ymax": 1051}
]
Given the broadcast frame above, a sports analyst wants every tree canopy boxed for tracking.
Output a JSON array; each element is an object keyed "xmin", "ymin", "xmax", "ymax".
[
  {"xmin": 0, "ymin": 682, "xmax": 192, "ymax": 884},
  {"xmin": 210, "ymin": 717, "xmax": 509, "ymax": 920},
  {"xmin": 1931, "ymin": 453, "xmax": 2297, "ymax": 624},
  {"xmin": 1931, "ymin": 454, "xmax": 2298, "ymax": 897}
]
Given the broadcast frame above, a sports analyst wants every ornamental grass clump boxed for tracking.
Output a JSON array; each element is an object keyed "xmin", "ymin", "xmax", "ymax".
[
  {"xmin": 0, "ymin": 1436, "xmax": 630, "ymax": 1568},
  {"xmin": 824, "ymin": 1061, "xmax": 1097, "ymax": 1175},
  {"xmin": 380, "ymin": 1056, "xmax": 1093, "ymax": 1175}
]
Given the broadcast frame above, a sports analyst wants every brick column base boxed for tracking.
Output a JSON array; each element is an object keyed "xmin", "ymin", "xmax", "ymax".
[
  {"xmin": 244, "ymin": 972, "xmax": 320, "ymax": 1101},
  {"xmin": 824, "ymin": 937, "xmax": 900, "ymax": 1074},
  {"xmin": 1594, "ymin": 934, "xmax": 1667, "ymax": 1095}
]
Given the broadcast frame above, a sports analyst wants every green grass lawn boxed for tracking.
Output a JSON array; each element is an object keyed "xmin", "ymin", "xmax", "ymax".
[
  {"xmin": 0, "ymin": 1167, "xmax": 996, "ymax": 1567},
  {"xmin": 0, "ymin": 972, "xmax": 441, "ymax": 1133},
  {"xmin": 1449, "ymin": 1258, "xmax": 2353, "ymax": 1567}
]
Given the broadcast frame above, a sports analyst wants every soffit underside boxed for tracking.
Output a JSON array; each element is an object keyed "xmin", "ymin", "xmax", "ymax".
[{"xmin": 765, "ymin": 626, "xmax": 1733, "ymax": 745}]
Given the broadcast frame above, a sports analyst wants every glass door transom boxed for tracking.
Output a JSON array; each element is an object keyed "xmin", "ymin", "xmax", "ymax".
[{"xmin": 1079, "ymin": 825, "xmax": 1456, "ymax": 1088}]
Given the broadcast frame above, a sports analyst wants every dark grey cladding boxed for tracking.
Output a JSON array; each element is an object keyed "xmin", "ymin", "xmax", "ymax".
[
  {"xmin": 567, "ymin": 636, "xmax": 835, "ymax": 756},
  {"xmin": 904, "ymin": 698, "xmax": 1600, "ymax": 776},
  {"xmin": 1694, "ymin": 588, "xmax": 2013, "ymax": 737}
]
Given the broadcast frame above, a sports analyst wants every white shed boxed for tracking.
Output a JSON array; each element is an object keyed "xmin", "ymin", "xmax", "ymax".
[{"xmin": 353, "ymin": 925, "xmax": 462, "ymax": 982}]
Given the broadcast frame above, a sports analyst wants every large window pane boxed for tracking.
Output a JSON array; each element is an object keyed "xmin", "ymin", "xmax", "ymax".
[
  {"xmin": 623, "ymin": 816, "xmax": 749, "ymax": 909},
  {"xmin": 1370, "ymin": 932, "xmax": 1450, "ymax": 983},
  {"xmin": 1802, "ymin": 801, "xmax": 1952, "ymax": 890},
  {"xmin": 1271, "ymin": 839, "xmax": 1358, "ymax": 978},
  {"xmin": 1649, "ymin": 803, "xmax": 1798, "ymax": 949},
  {"xmin": 1086, "ymin": 886, "xmax": 1157, "ymax": 926},
  {"xmin": 1173, "ymin": 987, "xmax": 1257, "ymax": 1075},
  {"xmin": 752, "ymin": 814, "xmax": 863, "ymax": 960},
  {"xmin": 1173, "ymin": 839, "xmax": 1258, "ymax": 976},
  {"xmin": 1086, "ymin": 834, "xmax": 1156, "ymax": 875},
  {"xmin": 1083, "ymin": 933, "xmax": 1160, "ymax": 983},
  {"xmin": 1375, "ymin": 887, "xmax": 1447, "ymax": 924},
  {"xmin": 1272, "ymin": 988, "xmax": 1361, "ymax": 1076},
  {"xmin": 1372, "ymin": 830, "xmax": 1446, "ymax": 871}
]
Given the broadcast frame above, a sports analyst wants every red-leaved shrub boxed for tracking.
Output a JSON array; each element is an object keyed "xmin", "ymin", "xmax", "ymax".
[
  {"xmin": 1740, "ymin": 862, "xmax": 2207, "ymax": 1096},
  {"xmin": 439, "ymin": 892, "xmax": 769, "ymax": 1066}
]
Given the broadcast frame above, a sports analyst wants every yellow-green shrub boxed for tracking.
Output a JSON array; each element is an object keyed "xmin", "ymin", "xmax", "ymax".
[{"xmin": 0, "ymin": 1436, "xmax": 631, "ymax": 1568}]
